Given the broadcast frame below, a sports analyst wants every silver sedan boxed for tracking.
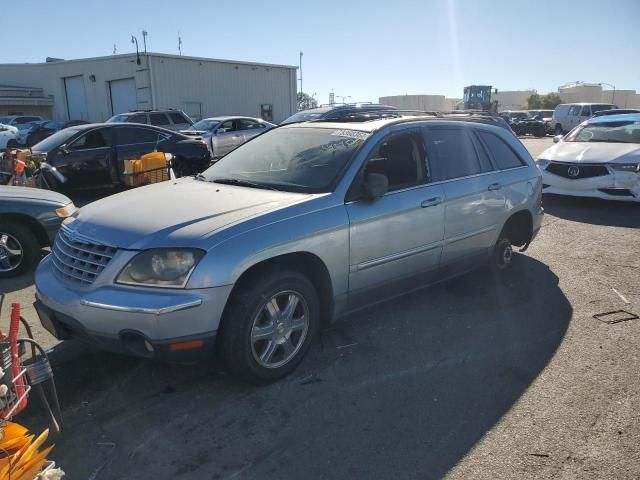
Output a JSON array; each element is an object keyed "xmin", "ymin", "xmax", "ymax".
[{"xmin": 181, "ymin": 116, "xmax": 275, "ymax": 159}]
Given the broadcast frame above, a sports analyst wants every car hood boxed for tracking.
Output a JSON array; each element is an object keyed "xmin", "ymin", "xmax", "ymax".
[
  {"xmin": 0, "ymin": 186, "xmax": 71, "ymax": 205},
  {"xmin": 66, "ymin": 179, "xmax": 312, "ymax": 250},
  {"xmin": 539, "ymin": 142, "xmax": 640, "ymax": 164}
]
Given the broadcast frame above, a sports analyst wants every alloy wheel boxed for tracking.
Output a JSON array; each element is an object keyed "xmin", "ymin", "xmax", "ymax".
[
  {"xmin": 0, "ymin": 233, "xmax": 23, "ymax": 273},
  {"xmin": 250, "ymin": 290, "xmax": 309, "ymax": 369}
]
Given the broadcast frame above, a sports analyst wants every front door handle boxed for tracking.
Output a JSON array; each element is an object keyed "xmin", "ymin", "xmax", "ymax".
[
  {"xmin": 421, "ymin": 196, "xmax": 443, "ymax": 208},
  {"xmin": 488, "ymin": 182, "xmax": 502, "ymax": 191}
]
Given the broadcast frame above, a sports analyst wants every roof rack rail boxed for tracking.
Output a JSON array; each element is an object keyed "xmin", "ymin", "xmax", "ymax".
[{"xmin": 317, "ymin": 101, "xmax": 376, "ymax": 107}]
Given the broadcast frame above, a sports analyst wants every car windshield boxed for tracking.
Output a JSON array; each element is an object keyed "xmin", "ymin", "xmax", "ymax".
[
  {"xmin": 108, "ymin": 114, "xmax": 128, "ymax": 122},
  {"xmin": 32, "ymin": 127, "xmax": 83, "ymax": 151},
  {"xmin": 566, "ymin": 120, "xmax": 640, "ymax": 144},
  {"xmin": 511, "ymin": 112, "xmax": 531, "ymax": 120},
  {"xmin": 44, "ymin": 121, "xmax": 65, "ymax": 129},
  {"xmin": 188, "ymin": 119, "xmax": 220, "ymax": 131},
  {"xmin": 201, "ymin": 127, "xmax": 367, "ymax": 193},
  {"xmin": 0, "ymin": 117, "xmax": 11, "ymax": 124},
  {"xmin": 280, "ymin": 111, "xmax": 327, "ymax": 125}
]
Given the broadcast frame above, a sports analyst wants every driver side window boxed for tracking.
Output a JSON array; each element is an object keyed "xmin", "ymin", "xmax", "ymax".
[
  {"xmin": 70, "ymin": 130, "xmax": 107, "ymax": 150},
  {"xmin": 353, "ymin": 130, "xmax": 427, "ymax": 199},
  {"xmin": 219, "ymin": 120, "xmax": 237, "ymax": 132}
]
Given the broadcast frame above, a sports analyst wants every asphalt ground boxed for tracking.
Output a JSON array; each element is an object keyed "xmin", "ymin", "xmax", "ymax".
[{"xmin": 2, "ymin": 136, "xmax": 640, "ymax": 479}]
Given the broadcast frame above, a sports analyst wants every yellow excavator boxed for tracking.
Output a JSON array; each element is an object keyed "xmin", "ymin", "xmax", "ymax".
[{"xmin": 461, "ymin": 85, "xmax": 498, "ymax": 112}]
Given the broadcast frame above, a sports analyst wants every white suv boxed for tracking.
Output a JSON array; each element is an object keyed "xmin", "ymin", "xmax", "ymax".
[{"xmin": 0, "ymin": 124, "xmax": 20, "ymax": 149}]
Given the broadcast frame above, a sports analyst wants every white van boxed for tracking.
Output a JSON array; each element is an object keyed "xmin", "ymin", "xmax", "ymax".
[{"xmin": 552, "ymin": 103, "xmax": 617, "ymax": 134}]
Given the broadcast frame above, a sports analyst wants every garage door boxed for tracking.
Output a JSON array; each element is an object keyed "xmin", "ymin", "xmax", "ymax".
[
  {"xmin": 64, "ymin": 76, "xmax": 89, "ymax": 121},
  {"xmin": 109, "ymin": 78, "xmax": 137, "ymax": 116}
]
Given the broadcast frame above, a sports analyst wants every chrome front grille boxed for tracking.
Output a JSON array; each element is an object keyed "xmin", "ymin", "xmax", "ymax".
[{"xmin": 51, "ymin": 227, "xmax": 117, "ymax": 285}]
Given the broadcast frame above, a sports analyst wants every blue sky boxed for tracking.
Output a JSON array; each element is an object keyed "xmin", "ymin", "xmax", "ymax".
[{"xmin": 4, "ymin": 0, "xmax": 639, "ymax": 102}]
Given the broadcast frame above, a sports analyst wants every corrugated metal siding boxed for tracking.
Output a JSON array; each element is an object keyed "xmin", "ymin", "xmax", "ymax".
[
  {"xmin": 0, "ymin": 54, "xmax": 296, "ymax": 123},
  {"xmin": 0, "ymin": 57, "xmax": 143, "ymax": 121},
  {"xmin": 149, "ymin": 55, "xmax": 296, "ymax": 123}
]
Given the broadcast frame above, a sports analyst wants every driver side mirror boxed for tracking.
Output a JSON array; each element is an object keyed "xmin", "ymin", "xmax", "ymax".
[
  {"xmin": 59, "ymin": 144, "xmax": 70, "ymax": 154},
  {"xmin": 364, "ymin": 173, "xmax": 388, "ymax": 200},
  {"xmin": 553, "ymin": 135, "xmax": 562, "ymax": 143},
  {"xmin": 216, "ymin": 128, "xmax": 228, "ymax": 135}
]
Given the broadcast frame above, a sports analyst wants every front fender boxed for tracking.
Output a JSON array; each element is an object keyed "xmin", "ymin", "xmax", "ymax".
[{"xmin": 187, "ymin": 203, "xmax": 350, "ymax": 300}]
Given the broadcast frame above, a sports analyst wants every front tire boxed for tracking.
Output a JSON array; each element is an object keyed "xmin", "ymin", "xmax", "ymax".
[
  {"xmin": 0, "ymin": 223, "xmax": 40, "ymax": 278},
  {"xmin": 7, "ymin": 140, "xmax": 18, "ymax": 149},
  {"xmin": 554, "ymin": 124, "xmax": 563, "ymax": 135},
  {"xmin": 220, "ymin": 270, "xmax": 320, "ymax": 384}
]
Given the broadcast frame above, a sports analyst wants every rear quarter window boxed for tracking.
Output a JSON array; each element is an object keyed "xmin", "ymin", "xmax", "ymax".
[{"xmin": 477, "ymin": 131, "xmax": 525, "ymax": 170}]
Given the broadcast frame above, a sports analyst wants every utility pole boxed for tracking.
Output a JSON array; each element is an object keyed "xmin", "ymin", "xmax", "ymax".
[
  {"xmin": 178, "ymin": 32, "xmax": 183, "ymax": 56},
  {"xmin": 299, "ymin": 51, "xmax": 303, "ymax": 94},
  {"xmin": 142, "ymin": 29, "xmax": 148, "ymax": 55},
  {"xmin": 112, "ymin": 44, "xmax": 117, "ymax": 55}
]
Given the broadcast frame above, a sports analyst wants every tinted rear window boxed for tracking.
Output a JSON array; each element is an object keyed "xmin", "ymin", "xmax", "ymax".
[
  {"xmin": 477, "ymin": 131, "xmax": 525, "ymax": 169},
  {"xmin": 149, "ymin": 113, "xmax": 171, "ymax": 126},
  {"xmin": 169, "ymin": 112, "xmax": 189, "ymax": 124},
  {"xmin": 116, "ymin": 126, "xmax": 167, "ymax": 144},
  {"xmin": 425, "ymin": 128, "xmax": 485, "ymax": 181}
]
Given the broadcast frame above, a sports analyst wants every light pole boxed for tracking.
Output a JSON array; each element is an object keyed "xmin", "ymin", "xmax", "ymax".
[
  {"xmin": 599, "ymin": 82, "xmax": 616, "ymax": 105},
  {"xmin": 336, "ymin": 95, "xmax": 351, "ymax": 104},
  {"xmin": 299, "ymin": 51, "xmax": 303, "ymax": 95},
  {"xmin": 131, "ymin": 35, "xmax": 141, "ymax": 65}
]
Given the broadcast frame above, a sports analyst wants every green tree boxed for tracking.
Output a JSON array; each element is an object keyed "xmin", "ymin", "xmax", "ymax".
[
  {"xmin": 542, "ymin": 93, "xmax": 562, "ymax": 109},
  {"xmin": 525, "ymin": 93, "xmax": 543, "ymax": 109},
  {"xmin": 297, "ymin": 92, "xmax": 318, "ymax": 111},
  {"xmin": 526, "ymin": 92, "xmax": 563, "ymax": 110}
]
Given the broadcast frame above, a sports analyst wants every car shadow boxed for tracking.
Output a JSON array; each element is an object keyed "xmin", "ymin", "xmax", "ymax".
[
  {"xmin": 0, "ymin": 247, "xmax": 47, "ymax": 293},
  {"xmin": 543, "ymin": 194, "xmax": 640, "ymax": 228},
  {"xmin": 22, "ymin": 255, "xmax": 571, "ymax": 480}
]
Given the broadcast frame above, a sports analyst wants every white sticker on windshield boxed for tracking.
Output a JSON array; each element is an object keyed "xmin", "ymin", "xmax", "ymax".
[{"xmin": 331, "ymin": 129, "xmax": 369, "ymax": 140}]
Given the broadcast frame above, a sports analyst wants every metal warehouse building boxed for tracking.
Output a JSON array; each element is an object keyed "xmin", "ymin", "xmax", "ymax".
[{"xmin": 0, "ymin": 53, "xmax": 298, "ymax": 123}]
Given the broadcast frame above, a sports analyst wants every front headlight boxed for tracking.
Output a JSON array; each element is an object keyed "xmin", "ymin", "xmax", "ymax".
[
  {"xmin": 610, "ymin": 163, "xmax": 640, "ymax": 173},
  {"xmin": 117, "ymin": 248, "xmax": 205, "ymax": 288},
  {"xmin": 536, "ymin": 159, "xmax": 550, "ymax": 169},
  {"xmin": 55, "ymin": 202, "xmax": 77, "ymax": 218}
]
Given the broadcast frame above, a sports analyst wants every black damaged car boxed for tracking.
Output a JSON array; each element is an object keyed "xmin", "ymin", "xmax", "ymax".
[
  {"xmin": 30, "ymin": 123, "xmax": 211, "ymax": 191},
  {"xmin": 499, "ymin": 111, "xmax": 546, "ymax": 137}
]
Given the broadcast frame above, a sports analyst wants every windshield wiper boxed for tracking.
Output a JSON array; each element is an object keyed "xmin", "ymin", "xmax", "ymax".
[
  {"xmin": 212, "ymin": 177, "xmax": 278, "ymax": 191},
  {"xmin": 194, "ymin": 173, "xmax": 207, "ymax": 181}
]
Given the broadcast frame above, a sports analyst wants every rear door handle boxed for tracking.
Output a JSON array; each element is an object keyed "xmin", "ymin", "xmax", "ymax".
[
  {"xmin": 421, "ymin": 196, "xmax": 443, "ymax": 208},
  {"xmin": 488, "ymin": 182, "xmax": 502, "ymax": 191}
]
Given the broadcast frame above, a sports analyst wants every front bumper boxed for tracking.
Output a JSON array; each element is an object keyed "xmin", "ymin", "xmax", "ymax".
[
  {"xmin": 541, "ymin": 168, "xmax": 640, "ymax": 202},
  {"xmin": 35, "ymin": 255, "xmax": 234, "ymax": 361}
]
